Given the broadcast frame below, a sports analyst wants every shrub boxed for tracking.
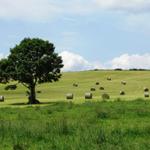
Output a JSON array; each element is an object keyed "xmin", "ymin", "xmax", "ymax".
[
  {"xmin": 5, "ymin": 84, "xmax": 17, "ymax": 90},
  {"xmin": 102, "ymin": 93, "xmax": 110, "ymax": 100}
]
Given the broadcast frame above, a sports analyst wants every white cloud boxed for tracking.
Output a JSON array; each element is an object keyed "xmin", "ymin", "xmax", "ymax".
[
  {"xmin": 60, "ymin": 51, "xmax": 150, "ymax": 71},
  {"xmin": 0, "ymin": 0, "xmax": 61, "ymax": 22},
  {"xmin": 95, "ymin": 0, "xmax": 150, "ymax": 13},
  {"xmin": 59, "ymin": 51, "xmax": 104, "ymax": 72},
  {"xmin": 1, "ymin": 0, "xmax": 150, "ymax": 22},
  {"xmin": 110, "ymin": 53, "xmax": 150, "ymax": 69},
  {"xmin": 0, "ymin": 0, "xmax": 96, "ymax": 22}
]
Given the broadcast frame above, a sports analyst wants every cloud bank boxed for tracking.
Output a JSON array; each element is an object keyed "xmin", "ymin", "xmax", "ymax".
[
  {"xmin": 60, "ymin": 51, "xmax": 150, "ymax": 71},
  {"xmin": 59, "ymin": 51, "xmax": 104, "ymax": 72},
  {"xmin": 95, "ymin": 0, "xmax": 150, "ymax": 13},
  {"xmin": 1, "ymin": 0, "xmax": 150, "ymax": 22},
  {"xmin": 110, "ymin": 53, "xmax": 150, "ymax": 69}
]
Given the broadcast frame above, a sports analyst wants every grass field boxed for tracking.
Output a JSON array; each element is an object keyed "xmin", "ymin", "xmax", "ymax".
[
  {"xmin": 0, "ymin": 70, "xmax": 150, "ymax": 149},
  {"xmin": 0, "ymin": 70, "xmax": 150, "ymax": 106},
  {"xmin": 1, "ymin": 100, "xmax": 150, "ymax": 149}
]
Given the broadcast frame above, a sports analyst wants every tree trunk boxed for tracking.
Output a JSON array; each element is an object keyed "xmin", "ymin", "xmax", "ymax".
[{"xmin": 28, "ymin": 84, "xmax": 40, "ymax": 104}]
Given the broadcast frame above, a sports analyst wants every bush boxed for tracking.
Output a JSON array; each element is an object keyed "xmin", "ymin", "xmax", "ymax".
[
  {"xmin": 102, "ymin": 93, "xmax": 110, "ymax": 100},
  {"xmin": 5, "ymin": 84, "xmax": 17, "ymax": 90}
]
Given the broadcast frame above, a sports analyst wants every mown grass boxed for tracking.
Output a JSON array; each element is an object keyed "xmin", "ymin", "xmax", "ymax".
[
  {"xmin": 0, "ymin": 70, "xmax": 150, "ymax": 106},
  {"xmin": 0, "ymin": 99, "xmax": 150, "ymax": 149}
]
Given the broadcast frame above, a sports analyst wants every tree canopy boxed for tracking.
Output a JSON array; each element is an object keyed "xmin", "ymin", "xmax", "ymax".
[
  {"xmin": 0, "ymin": 38, "xmax": 63, "ymax": 104},
  {"xmin": 0, "ymin": 59, "xmax": 9, "ymax": 83}
]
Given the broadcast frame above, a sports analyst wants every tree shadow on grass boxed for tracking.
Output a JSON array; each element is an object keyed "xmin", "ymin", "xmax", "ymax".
[{"xmin": 9, "ymin": 101, "xmax": 66, "ymax": 106}]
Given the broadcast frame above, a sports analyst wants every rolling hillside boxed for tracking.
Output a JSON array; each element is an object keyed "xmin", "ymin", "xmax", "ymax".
[{"xmin": 0, "ymin": 70, "xmax": 150, "ymax": 106}]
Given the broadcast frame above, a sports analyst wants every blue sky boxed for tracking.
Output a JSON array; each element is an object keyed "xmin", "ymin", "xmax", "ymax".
[{"xmin": 1, "ymin": 0, "xmax": 150, "ymax": 71}]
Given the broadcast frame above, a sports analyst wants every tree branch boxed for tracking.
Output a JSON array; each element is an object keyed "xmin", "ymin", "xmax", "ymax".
[{"xmin": 21, "ymin": 82, "xmax": 29, "ymax": 89}]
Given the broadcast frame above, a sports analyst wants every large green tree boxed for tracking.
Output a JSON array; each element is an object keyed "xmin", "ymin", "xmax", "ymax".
[
  {"xmin": 7, "ymin": 38, "xmax": 63, "ymax": 104},
  {"xmin": 0, "ymin": 58, "xmax": 9, "ymax": 83}
]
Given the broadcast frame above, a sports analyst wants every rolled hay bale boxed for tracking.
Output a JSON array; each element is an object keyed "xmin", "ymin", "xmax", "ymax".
[
  {"xmin": 0, "ymin": 96, "xmax": 4, "ymax": 102},
  {"xmin": 121, "ymin": 81, "xmax": 126, "ymax": 85},
  {"xmin": 96, "ymin": 82, "xmax": 100, "ymax": 85},
  {"xmin": 85, "ymin": 93, "xmax": 92, "ymax": 99},
  {"xmin": 73, "ymin": 83, "xmax": 78, "ymax": 87},
  {"xmin": 120, "ymin": 91, "xmax": 125, "ymax": 95},
  {"xmin": 107, "ymin": 77, "xmax": 111, "ymax": 81},
  {"xmin": 90, "ymin": 87, "xmax": 96, "ymax": 91},
  {"xmin": 144, "ymin": 92, "xmax": 149, "ymax": 98},
  {"xmin": 66, "ymin": 93, "xmax": 74, "ymax": 100},
  {"xmin": 102, "ymin": 93, "xmax": 110, "ymax": 100},
  {"xmin": 99, "ymin": 87, "xmax": 104, "ymax": 90},
  {"xmin": 144, "ymin": 87, "xmax": 149, "ymax": 92}
]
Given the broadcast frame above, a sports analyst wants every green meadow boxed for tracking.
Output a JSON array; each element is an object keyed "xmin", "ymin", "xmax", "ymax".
[
  {"xmin": 0, "ymin": 70, "xmax": 150, "ymax": 150},
  {"xmin": 1, "ymin": 100, "xmax": 150, "ymax": 149},
  {"xmin": 0, "ymin": 70, "xmax": 150, "ymax": 106}
]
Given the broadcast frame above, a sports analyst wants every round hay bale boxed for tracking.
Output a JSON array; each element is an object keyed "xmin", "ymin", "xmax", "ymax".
[
  {"xmin": 144, "ymin": 92, "xmax": 149, "ymax": 98},
  {"xmin": 96, "ymin": 82, "xmax": 100, "ymax": 85},
  {"xmin": 121, "ymin": 81, "xmax": 126, "ymax": 85},
  {"xmin": 144, "ymin": 87, "xmax": 149, "ymax": 92},
  {"xmin": 120, "ymin": 91, "xmax": 125, "ymax": 95},
  {"xmin": 66, "ymin": 93, "xmax": 74, "ymax": 100},
  {"xmin": 73, "ymin": 83, "xmax": 78, "ymax": 87},
  {"xmin": 85, "ymin": 93, "xmax": 92, "ymax": 99},
  {"xmin": 0, "ymin": 96, "xmax": 4, "ymax": 102},
  {"xmin": 90, "ymin": 87, "xmax": 96, "ymax": 91},
  {"xmin": 107, "ymin": 77, "xmax": 111, "ymax": 81},
  {"xmin": 99, "ymin": 87, "xmax": 104, "ymax": 90},
  {"xmin": 102, "ymin": 93, "xmax": 110, "ymax": 100}
]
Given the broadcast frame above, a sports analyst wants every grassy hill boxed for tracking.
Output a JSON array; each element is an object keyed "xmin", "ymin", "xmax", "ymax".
[
  {"xmin": 0, "ymin": 70, "xmax": 150, "ymax": 106},
  {"xmin": 0, "ymin": 71, "xmax": 150, "ymax": 149}
]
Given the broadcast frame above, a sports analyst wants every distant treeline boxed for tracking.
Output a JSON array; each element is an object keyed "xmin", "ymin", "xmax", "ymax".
[{"xmin": 93, "ymin": 68, "xmax": 150, "ymax": 71}]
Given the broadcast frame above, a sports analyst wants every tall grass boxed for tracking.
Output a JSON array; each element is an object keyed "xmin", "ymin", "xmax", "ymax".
[{"xmin": 0, "ymin": 100, "xmax": 150, "ymax": 149}]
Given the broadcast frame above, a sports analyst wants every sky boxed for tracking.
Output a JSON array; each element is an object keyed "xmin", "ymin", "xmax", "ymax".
[{"xmin": 1, "ymin": 0, "xmax": 150, "ymax": 71}]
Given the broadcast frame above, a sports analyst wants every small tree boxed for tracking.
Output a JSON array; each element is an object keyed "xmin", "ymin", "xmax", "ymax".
[{"xmin": 7, "ymin": 38, "xmax": 63, "ymax": 104}]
